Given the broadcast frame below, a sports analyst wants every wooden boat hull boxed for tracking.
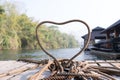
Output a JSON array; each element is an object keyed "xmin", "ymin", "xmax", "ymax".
[{"xmin": 90, "ymin": 50, "xmax": 120, "ymax": 59}]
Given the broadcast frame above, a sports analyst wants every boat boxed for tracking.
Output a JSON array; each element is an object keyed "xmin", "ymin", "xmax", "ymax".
[
  {"xmin": 90, "ymin": 49, "xmax": 120, "ymax": 60},
  {"xmin": 90, "ymin": 37, "xmax": 120, "ymax": 59},
  {"xmin": 90, "ymin": 19, "xmax": 120, "ymax": 59}
]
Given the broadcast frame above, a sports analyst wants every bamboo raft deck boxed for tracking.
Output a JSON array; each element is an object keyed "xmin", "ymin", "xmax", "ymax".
[{"xmin": 0, "ymin": 59, "xmax": 120, "ymax": 80}]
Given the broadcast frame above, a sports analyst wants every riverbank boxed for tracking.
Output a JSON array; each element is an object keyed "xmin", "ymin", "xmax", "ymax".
[{"xmin": 0, "ymin": 59, "xmax": 120, "ymax": 80}]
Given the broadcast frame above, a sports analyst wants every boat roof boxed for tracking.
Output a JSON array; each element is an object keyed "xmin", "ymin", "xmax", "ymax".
[
  {"xmin": 101, "ymin": 19, "xmax": 120, "ymax": 33},
  {"xmin": 82, "ymin": 26, "xmax": 106, "ymax": 40}
]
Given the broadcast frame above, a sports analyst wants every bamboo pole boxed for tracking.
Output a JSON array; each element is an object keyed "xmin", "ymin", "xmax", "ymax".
[
  {"xmin": 18, "ymin": 59, "xmax": 48, "ymax": 65},
  {"xmin": 0, "ymin": 64, "xmax": 38, "ymax": 78},
  {"xmin": 90, "ymin": 69, "xmax": 116, "ymax": 80},
  {"xmin": 28, "ymin": 61, "xmax": 53, "ymax": 80},
  {"xmin": 91, "ymin": 66, "xmax": 120, "ymax": 76}
]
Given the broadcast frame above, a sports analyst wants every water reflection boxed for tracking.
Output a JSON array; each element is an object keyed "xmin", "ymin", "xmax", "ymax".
[{"xmin": 0, "ymin": 48, "xmax": 97, "ymax": 61}]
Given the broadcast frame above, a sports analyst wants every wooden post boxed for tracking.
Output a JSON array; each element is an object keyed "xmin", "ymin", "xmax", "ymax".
[
  {"xmin": 114, "ymin": 29, "xmax": 119, "ymax": 38},
  {"xmin": 106, "ymin": 32, "xmax": 111, "ymax": 48}
]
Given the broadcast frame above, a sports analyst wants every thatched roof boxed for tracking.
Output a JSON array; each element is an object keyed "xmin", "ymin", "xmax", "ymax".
[
  {"xmin": 82, "ymin": 26, "xmax": 106, "ymax": 40},
  {"xmin": 101, "ymin": 19, "xmax": 120, "ymax": 33}
]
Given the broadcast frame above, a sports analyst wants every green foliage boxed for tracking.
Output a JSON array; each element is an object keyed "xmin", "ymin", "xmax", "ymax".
[
  {"xmin": 0, "ymin": 2, "xmax": 78, "ymax": 50},
  {"xmin": 37, "ymin": 26, "xmax": 79, "ymax": 49},
  {"xmin": 0, "ymin": 6, "xmax": 4, "ymax": 14}
]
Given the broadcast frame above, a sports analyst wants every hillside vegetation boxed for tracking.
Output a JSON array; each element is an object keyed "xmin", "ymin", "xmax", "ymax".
[{"xmin": 0, "ymin": 2, "xmax": 79, "ymax": 49}]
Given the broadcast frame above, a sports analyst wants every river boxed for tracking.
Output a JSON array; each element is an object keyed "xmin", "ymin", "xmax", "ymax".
[{"xmin": 0, "ymin": 48, "xmax": 97, "ymax": 61}]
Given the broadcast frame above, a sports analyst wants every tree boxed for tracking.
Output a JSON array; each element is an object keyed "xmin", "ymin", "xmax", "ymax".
[
  {"xmin": 0, "ymin": 6, "xmax": 4, "ymax": 14},
  {"xmin": 0, "ymin": 2, "xmax": 79, "ymax": 50}
]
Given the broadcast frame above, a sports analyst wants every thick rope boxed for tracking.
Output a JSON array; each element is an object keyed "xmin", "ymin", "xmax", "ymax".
[
  {"xmin": 57, "ymin": 72, "xmax": 101, "ymax": 79},
  {"xmin": 36, "ymin": 19, "xmax": 91, "ymax": 71}
]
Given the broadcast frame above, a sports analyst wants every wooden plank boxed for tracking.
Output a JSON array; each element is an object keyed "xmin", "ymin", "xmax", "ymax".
[
  {"xmin": 85, "ymin": 60, "xmax": 95, "ymax": 62},
  {"xmin": 98, "ymin": 63, "xmax": 113, "ymax": 67},
  {"xmin": 95, "ymin": 60, "xmax": 106, "ymax": 66},
  {"xmin": 95, "ymin": 60, "xmax": 106, "ymax": 62},
  {"xmin": 110, "ymin": 63, "xmax": 120, "ymax": 69},
  {"xmin": 88, "ymin": 63, "xmax": 99, "ymax": 67},
  {"xmin": 0, "ymin": 61, "xmax": 27, "ymax": 74},
  {"xmin": 0, "ymin": 61, "xmax": 16, "ymax": 66},
  {"xmin": 0, "ymin": 67, "xmax": 41, "ymax": 80},
  {"xmin": 105, "ymin": 60, "xmax": 117, "ymax": 62},
  {"xmin": 0, "ymin": 63, "xmax": 38, "ymax": 78},
  {"xmin": 84, "ymin": 60, "xmax": 98, "ymax": 67},
  {"xmin": 89, "ymin": 60, "xmax": 118, "ymax": 63},
  {"xmin": 28, "ymin": 61, "xmax": 52, "ymax": 80},
  {"xmin": 0, "ymin": 60, "xmax": 120, "ymax": 80},
  {"xmin": 116, "ymin": 60, "xmax": 120, "ymax": 62}
]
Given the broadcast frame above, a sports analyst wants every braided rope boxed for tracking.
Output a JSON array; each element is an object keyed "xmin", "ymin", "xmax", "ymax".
[
  {"xmin": 40, "ymin": 76, "xmax": 72, "ymax": 80},
  {"xmin": 36, "ymin": 19, "xmax": 91, "ymax": 71},
  {"xmin": 57, "ymin": 72, "xmax": 101, "ymax": 79}
]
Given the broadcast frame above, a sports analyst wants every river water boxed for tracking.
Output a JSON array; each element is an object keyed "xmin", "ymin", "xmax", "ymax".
[
  {"xmin": 0, "ymin": 48, "xmax": 97, "ymax": 61},
  {"xmin": 1, "ymin": 48, "xmax": 120, "ymax": 79}
]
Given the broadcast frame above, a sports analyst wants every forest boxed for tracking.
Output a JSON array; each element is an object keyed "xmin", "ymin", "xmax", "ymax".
[{"xmin": 0, "ymin": 2, "xmax": 79, "ymax": 50}]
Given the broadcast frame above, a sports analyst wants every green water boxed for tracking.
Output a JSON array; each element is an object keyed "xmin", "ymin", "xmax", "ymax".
[{"xmin": 0, "ymin": 48, "xmax": 97, "ymax": 61}]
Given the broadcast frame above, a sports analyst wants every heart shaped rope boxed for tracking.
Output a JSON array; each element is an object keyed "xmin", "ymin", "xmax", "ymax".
[{"xmin": 36, "ymin": 19, "xmax": 91, "ymax": 71}]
